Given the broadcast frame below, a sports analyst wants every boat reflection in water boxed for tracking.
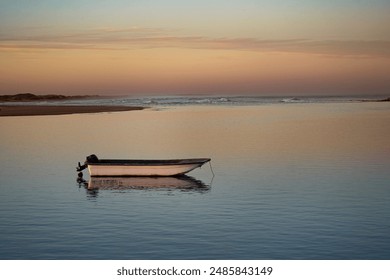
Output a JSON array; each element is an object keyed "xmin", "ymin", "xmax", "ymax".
[{"xmin": 80, "ymin": 175, "xmax": 210, "ymax": 197}]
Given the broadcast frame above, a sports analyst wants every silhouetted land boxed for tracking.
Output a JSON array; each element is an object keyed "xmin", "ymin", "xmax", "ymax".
[
  {"xmin": 0, "ymin": 93, "xmax": 99, "ymax": 102},
  {"xmin": 358, "ymin": 97, "xmax": 390, "ymax": 102},
  {"xmin": 0, "ymin": 93, "xmax": 146, "ymax": 116},
  {"xmin": 0, "ymin": 105, "xmax": 144, "ymax": 117}
]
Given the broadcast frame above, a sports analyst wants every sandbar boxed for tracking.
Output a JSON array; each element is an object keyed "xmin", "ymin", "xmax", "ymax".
[{"xmin": 0, "ymin": 105, "xmax": 144, "ymax": 117}]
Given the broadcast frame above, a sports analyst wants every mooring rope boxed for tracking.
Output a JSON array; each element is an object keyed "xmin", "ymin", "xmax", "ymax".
[{"xmin": 209, "ymin": 160, "xmax": 215, "ymax": 178}]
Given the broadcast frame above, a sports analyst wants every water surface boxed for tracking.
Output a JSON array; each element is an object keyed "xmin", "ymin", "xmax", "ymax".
[{"xmin": 0, "ymin": 102, "xmax": 389, "ymax": 259}]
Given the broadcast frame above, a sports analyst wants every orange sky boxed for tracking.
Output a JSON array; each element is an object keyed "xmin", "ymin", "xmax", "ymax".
[{"xmin": 1, "ymin": 1, "xmax": 390, "ymax": 96}]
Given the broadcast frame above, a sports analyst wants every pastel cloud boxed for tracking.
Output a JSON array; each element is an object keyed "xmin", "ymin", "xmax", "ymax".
[{"xmin": 1, "ymin": 28, "xmax": 390, "ymax": 58}]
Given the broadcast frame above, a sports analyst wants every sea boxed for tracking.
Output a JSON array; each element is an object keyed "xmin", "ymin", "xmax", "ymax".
[{"xmin": 0, "ymin": 95, "xmax": 389, "ymax": 259}]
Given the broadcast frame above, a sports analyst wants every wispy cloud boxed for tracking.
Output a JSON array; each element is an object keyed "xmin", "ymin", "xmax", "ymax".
[{"xmin": 1, "ymin": 28, "xmax": 389, "ymax": 58}]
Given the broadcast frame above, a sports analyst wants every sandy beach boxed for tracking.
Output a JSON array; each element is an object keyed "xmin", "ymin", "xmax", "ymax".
[{"xmin": 0, "ymin": 105, "xmax": 144, "ymax": 117}]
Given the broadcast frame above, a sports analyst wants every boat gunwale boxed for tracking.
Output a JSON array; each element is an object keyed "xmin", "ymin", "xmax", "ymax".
[{"xmin": 87, "ymin": 158, "xmax": 211, "ymax": 166}]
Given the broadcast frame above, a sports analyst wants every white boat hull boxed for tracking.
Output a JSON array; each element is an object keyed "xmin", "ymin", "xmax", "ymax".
[
  {"xmin": 88, "ymin": 162, "xmax": 205, "ymax": 177},
  {"xmin": 77, "ymin": 155, "xmax": 211, "ymax": 177}
]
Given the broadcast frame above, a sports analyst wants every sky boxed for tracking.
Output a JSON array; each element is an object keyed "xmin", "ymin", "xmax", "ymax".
[{"xmin": 1, "ymin": 0, "xmax": 389, "ymax": 96}]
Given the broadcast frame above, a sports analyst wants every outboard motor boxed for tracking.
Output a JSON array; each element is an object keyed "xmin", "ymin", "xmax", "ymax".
[
  {"xmin": 86, "ymin": 154, "xmax": 99, "ymax": 163},
  {"xmin": 77, "ymin": 154, "xmax": 99, "ymax": 172}
]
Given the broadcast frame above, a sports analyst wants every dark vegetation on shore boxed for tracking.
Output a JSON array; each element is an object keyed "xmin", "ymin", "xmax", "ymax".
[
  {"xmin": 375, "ymin": 97, "xmax": 390, "ymax": 102},
  {"xmin": 0, "ymin": 93, "xmax": 99, "ymax": 102},
  {"xmin": 358, "ymin": 97, "xmax": 390, "ymax": 102}
]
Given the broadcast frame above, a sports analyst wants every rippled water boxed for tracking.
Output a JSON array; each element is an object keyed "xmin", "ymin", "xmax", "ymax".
[{"xmin": 0, "ymin": 102, "xmax": 389, "ymax": 259}]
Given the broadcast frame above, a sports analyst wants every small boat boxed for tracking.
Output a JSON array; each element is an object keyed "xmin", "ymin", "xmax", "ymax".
[{"xmin": 77, "ymin": 154, "xmax": 211, "ymax": 177}]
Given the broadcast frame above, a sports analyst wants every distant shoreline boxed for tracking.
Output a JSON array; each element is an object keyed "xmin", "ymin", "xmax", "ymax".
[
  {"xmin": 0, "ymin": 93, "xmax": 99, "ymax": 102},
  {"xmin": 0, "ymin": 93, "xmax": 146, "ymax": 116},
  {"xmin": 0, "ymin": 105, "xmax": 144, "ymax": 117},
  {"xmin": 1, "ymin": 94, "xmax": 388, "ymax": 117},
  {"xmin": 358, "ymin": 97, "xmax": 390, "ymax": 102}
]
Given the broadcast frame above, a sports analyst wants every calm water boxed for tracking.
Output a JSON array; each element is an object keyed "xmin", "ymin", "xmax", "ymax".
[{"xmin": 0, "ymin": 102, "xmax": 389, "ymax": 259}]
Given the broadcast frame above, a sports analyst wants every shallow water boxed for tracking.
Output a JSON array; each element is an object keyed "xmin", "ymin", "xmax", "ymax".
[{"xmin": 0, "ymin": 102, "xmax": 389, "ymax": 259}]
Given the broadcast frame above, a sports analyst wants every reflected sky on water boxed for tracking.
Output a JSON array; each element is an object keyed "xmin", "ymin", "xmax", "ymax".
[{"xmin": 0, "ymin": 103, "xmax": 389, "ymax": 259}]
